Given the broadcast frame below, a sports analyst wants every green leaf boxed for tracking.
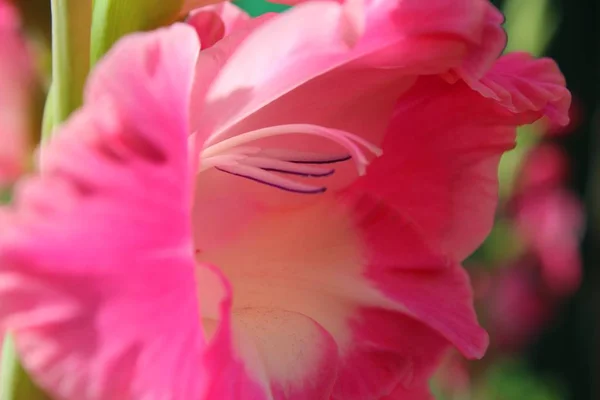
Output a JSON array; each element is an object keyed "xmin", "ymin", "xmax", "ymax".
[
  {"xmin": 234, "ymin": 0, "xmax": 290, "ymax": 17},
  {"xmin": 0, "ymin": 335, "xmax": 51, "ymax": 400}
]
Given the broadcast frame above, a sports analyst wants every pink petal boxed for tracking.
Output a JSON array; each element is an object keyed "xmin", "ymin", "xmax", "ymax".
[
  {"xmin": 197, "ymin": 247, "xmax": 338, "ymax": 400},
  {"xmin": 191, "ymin": 0, "xmax": 506, "ymax": 243},
  {"xmin": 470, "ymin": 52, "xmax": 571, "ymax": 126},
  {"xmin": 0, "ymin": 1, "xmax": 34, "ymax": 185},
  {"xmin": 332, "ymin": 307, "xmax": 448, "ymax": 400},
  {"xmin": 187, "ymin": 3, "xmax": 252, "ymax": 49},
  {"xmin": 444, "ymin": 4, "xmax": 506, "ymax": 84},
  {"xmin": 194, "ymin": 194, "xmax": 469, "ymax": 400},
  {"xmin": 196, "ymin": 0, "xmax": 504, "ymax": 146},
  {"xmin": 189, "ymin": 11, "xmax": 274, "ymax": 137},
  {"xmin": 197, "ymin": 264, "xmax": 270, "ymax": 400},
  {"xmin": 196, "ymin": 200, "xmax": 351, "ymax": 398},
  {"xmin": 0, "ymin": 25, "xmax": 207, "ymax": 400},
  {"xmin": 355, "ymin": 53, "xmax": 571, "ymax": 263},
  {"xmin": 338, "ymin": 193, "xmax": 489, "ymax": 360}
]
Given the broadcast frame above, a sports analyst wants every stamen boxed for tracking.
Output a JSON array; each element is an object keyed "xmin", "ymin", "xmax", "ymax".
[
  {"xmin": 216, "ymin": 165, "xmax": 327, "ymax": 194},
  {"xmin": 199, "ymin": 124, "xmax": 383, "ymax": 194},
  {"xmin": 242, "ymin": 157, "xmax": 335, "ymax": 177},
  {"xmin": 257, "ymin": 149, "xmax": 352, "ymax": 164},
  {"xmin": 201, "ymin": 123, "xmax": 381, "ymax": 176}
]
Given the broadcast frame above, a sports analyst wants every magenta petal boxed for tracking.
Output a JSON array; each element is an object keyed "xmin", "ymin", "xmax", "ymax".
[
  {"xmin": 474, "ymin": 52, "xmax": 571, "ymax": 126},
  {"xmin": 198, "ymin": 264, "xmax": 270, "ymax": 400},
  {"xmin": 357, "ymin": 53, "xmax": 570, "ymax": 263},
  {"xmin": 339, "ymin": 194, "xmax": 488, "ymax": 359},
  {"xmin": 0, "ymin": 25, "xmax": 206, "ymax": 400},
  {"xmin": 197, "ymin": 0, "xmax": 505, "ymax": 146},
  {"xmin": 332, "ymin": 308, "xmax": 448, "ymax": 400}
]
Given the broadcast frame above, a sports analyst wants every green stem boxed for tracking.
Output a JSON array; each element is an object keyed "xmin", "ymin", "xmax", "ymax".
[
  {"xmin": 50, "ymin": 0, "xmax": 92, "ymax": 125},
  {"xmin": 90, "ymin": 0, "xmax": 183, "ymax": 67},
  {"xmin": 41, "ymin": 84, "xmax": 56, "ymax": 142}
]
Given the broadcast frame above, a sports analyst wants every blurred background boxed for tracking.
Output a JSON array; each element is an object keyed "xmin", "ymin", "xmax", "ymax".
[{"xmin": 9, "ymin": 0, "xmax": 599, "ymax": 398}]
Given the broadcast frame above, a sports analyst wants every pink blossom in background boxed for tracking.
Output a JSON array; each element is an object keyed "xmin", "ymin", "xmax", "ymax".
[
  {"xmin": 488, "ymin": 266, "xmax": 553, "ymax": 352},
  {"xmin": 0, "ymin": 1, "xmax": 571, "ymax": 400},
  {"xmin": 512, "ymin": 145, "xmax": 584, "ymax": 296},
  {"xmin": 0, "ymin": 0, "xmax": 35, "ymax": 186},
  {"xmin": 517, "ymin": 145, "xmax": 570, "ymax": 192},
  {"xmin": 514, "ymin": 189, "xmax": 584, "ymax": 296}
]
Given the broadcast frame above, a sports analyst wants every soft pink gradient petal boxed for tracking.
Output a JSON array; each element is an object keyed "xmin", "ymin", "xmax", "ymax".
[
  {"xmin": 191, "ymin": 0, "xmax": 507, "ymax": 249},
  {"xmin": 0, "ymin": 26, "xmax": 209, "ymax": 400},
  {"xmin": 196, "ymin": 0, "xmax": 505, "ymax": 145},
  {"xmin": 0, "ymin": 1, "xmax": 34, "ymax": 185},
  {"xmin": 198, "ymin": 264, "xmax": 270, "ymax": 400},
  {"xmin": 339, "ymin": 194, "xmax": 488, "ymax": 359},
  {"xmin": 355, "ymin": 53, "xmax": 571, "ymax": 263},
  {"xmin": 187, "ymin": 3, "xmax": 252, "ymax": 49},
  {"xmin": 197, "ymin": 242, "xmax": 338, "ymax": 399},
  {"xmin": 194, "ymin": 192, "xmax": 481, "ymax": 400},
  {"xmin": 233, "ymin": 308, "xmax": 339, "ymax": 400}
]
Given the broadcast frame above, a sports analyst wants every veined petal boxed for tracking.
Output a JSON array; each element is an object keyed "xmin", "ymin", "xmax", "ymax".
[
  {"xmin": 0, "ymin": 25, "xmax": 205, "ymax": 400},
  {"xmin": 354, "ymin": 53, "xmax": 571, "ymax": 263}
]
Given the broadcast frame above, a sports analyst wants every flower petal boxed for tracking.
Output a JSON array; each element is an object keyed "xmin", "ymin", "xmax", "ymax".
[
  {"xmin": 0, "ymin": 1, "xmax": 35, "ymax": 186},
  {"xmin": 337, "ymin": 193, "xmax": 488, "ymax": 358},
  {"xmin": 197, "ymin": 0, "xmax": 503, "ymax": 145},
  {"xmin": 191, "ymin": 0, "xmax": 506, "ymax": 246},
  {"xmin": 0, "ymin": 25, "xmax": 205, "ymax": 400},
  {"xmin": 355, "ymin": 53, "xmax": 571, "ymax": 262},
  {"xmin": 472, "ymin": 52, "xmax": 571, "ymax": 126},
  {"xmin": 187, "ymin": 3, "xmax": 252, "ymax": 50},
  {"xmin": 195, "ymin": 195, "xmax": 469, "ymax": 400},
  {"xmin": 332, "ymin": 307, "xmax": 448, "ymax": 400}
]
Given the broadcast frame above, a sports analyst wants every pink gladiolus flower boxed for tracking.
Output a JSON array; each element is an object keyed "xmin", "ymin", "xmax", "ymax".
[
  {"xmin": 0, "ymin": 0, "xmax": 35, "ymax": 186},
  {"xmin": 0, "ymin": 1, "xmax": 570, "ymax": 399},
  {"xmin": 514, "ymin": 191, "xmax": 584, "ymax": 296},
  {"xmin": 518, "ymin": 145, "xmax": 570, "ymax": 192},
  {"xmin": 512, "ymin": 145, "xmax": 584, "ymax": 295},
  {"xmin": 488, "ymin": 265, "xmax": 553, "ymax": 351}
]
